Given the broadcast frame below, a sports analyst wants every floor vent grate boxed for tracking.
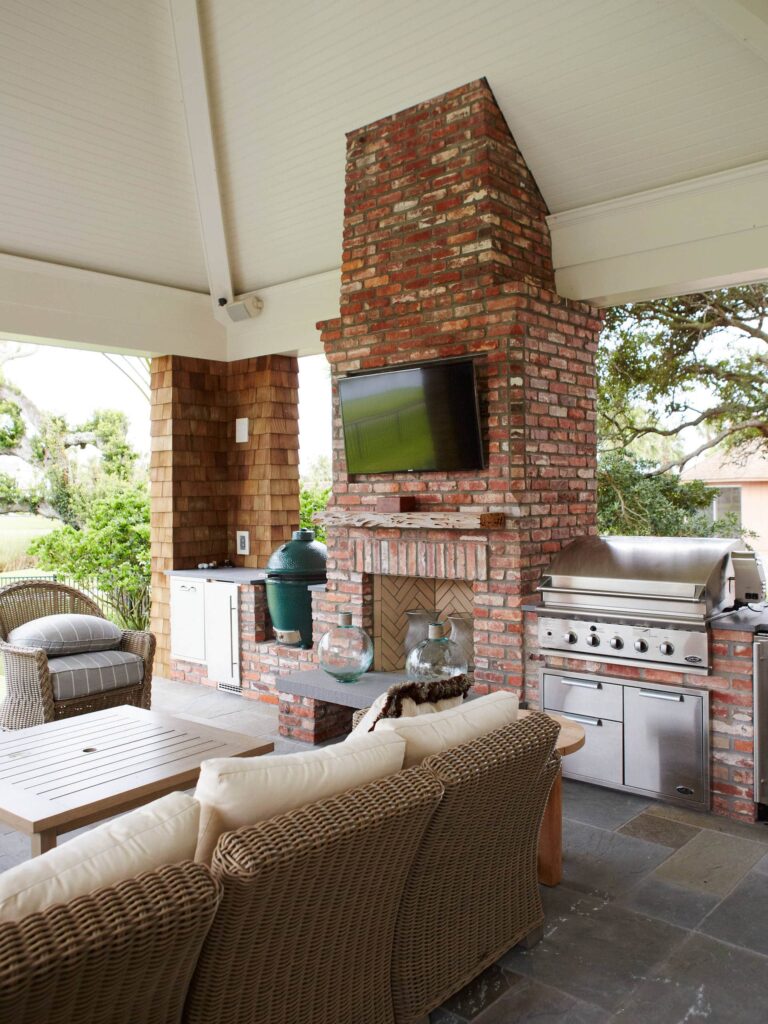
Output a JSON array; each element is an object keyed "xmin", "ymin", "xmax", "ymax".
[{"xmin": 217, "ymin": 682, "xmax": 242, "ymax": 695}]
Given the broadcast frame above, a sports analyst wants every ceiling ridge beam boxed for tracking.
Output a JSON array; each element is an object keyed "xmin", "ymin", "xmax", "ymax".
[{"xmin": 169, "ymin": 0, "xmax": 234, "ymax": 312}]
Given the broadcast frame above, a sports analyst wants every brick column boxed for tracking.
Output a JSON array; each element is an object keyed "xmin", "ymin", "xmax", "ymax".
[{"xmin": 150, "ymin": 354, "xmax": 300, "ymax": 678}]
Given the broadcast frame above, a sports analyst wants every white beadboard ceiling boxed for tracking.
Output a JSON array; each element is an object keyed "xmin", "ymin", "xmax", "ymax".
[
  {"xmin": 1, "ymin": 0, "xmax": 767, "ymax": 297},
  {"xmin": 0, "ymin": 0, "xmax": 208, "ymax": 291}
]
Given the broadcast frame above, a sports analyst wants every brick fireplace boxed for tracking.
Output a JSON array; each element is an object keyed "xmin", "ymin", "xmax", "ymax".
[{"xmin": 309, "ymin": 78, "xmax": 602, "ymax": 696}]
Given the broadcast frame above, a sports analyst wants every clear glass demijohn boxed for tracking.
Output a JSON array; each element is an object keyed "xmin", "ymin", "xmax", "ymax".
[
  {"xmin": 318, "ymin": 612, "xmax": 374, "ymax": 683},
  {"xmin": 405, "ymin": 623, "xmax": 468, "ymax": 682}
]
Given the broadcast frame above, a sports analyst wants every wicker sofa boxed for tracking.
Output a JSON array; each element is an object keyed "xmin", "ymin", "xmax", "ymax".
[
  {"xmin": 0, "ymin": 580, "xmax": 154, "ymax": 730},
  {"xmin": 0, "ymin": 713, "xmax": 559, "ymax": 1024}
]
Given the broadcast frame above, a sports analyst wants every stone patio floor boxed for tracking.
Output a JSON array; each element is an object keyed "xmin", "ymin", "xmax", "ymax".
[{"xmin": 2, "ymin": 676, "xmax": 768, "ymax": 1023}]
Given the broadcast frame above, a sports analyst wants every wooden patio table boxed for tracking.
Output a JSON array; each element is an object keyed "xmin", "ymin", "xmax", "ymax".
[
  {"xmin": 518, "ymin": 708, "xmax": 585, "ymax": 887},
  {"xmin": 0, "ymin": 705, "xmax": 273, "ymax": 856}
]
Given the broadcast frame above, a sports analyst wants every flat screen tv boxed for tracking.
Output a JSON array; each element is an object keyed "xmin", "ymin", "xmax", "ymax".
[{"xmin": 338, "ymin": 358, "xmax": 484, "ymax": 474}]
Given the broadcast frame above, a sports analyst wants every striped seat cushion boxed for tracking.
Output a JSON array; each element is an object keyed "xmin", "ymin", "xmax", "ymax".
[
  {"xmin": 8, "ymin": 613, "xmax": 121, "ymax": 656},
  {"xmin": 48, "ymin": 650, "xmax": 144, "ymax": 701}
]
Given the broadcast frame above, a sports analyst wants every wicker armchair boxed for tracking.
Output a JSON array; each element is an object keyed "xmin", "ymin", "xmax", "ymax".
[
  {"xmin": 183, "ymin": 767, "xmax": 443, "ymax": 1024},
  {"xmin": 0, "ymin": 580, "xmax": 155, "ymax": 730},
  {"xmin": 0, "ymin": 862, "xmax": 221, "ymax": 1024},
  {"xmin": 391, "ymin": 713, "xmax": 561, "ymax": 1024}
]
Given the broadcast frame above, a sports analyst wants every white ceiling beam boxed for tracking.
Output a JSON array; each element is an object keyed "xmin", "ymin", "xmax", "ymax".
[
  {"xmin": 0, "ymin": 254, "xmax": 224, "ymax": 358},
  {"xmin": 692, "ymin": 0, "xmax": 768, "ymax": 63},
  {"xmin": 169, "ymin": 0, "xmax": 234, "ymax": 312},
  {"xmin": 548, "ymin": 160, "xmax": 768, "ymax": 306},
  {"xmin": 227, "ymin": 270, "xmax": 339, "ymax": 360}
]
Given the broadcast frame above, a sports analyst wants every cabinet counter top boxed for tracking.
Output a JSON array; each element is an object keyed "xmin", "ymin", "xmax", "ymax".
[{"xmin": 165, "ymin": 568, "xmax": 267, "ymax": 584}]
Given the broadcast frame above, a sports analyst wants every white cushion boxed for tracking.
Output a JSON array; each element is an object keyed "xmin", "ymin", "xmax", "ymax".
[
  {"xmin": 194, "ymin": 730, "xmax": 406, "ymax": 864},
  {"xmin": 8, "ymin": 613, "xmax": 121, "ymax": 656},
  {"xmin": 0, "ymin": 792, "xmax": 199, "ymax": 924},
  {"xmin": 350, "ymin": 691, "xmax": 464, "ymax": 736},
  {"xmin": 374, "ymin": 690, "xmax": 519, "ymax": 768}
]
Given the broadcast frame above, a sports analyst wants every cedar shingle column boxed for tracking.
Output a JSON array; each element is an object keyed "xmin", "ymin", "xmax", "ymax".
[{"xmin": 150, "ymin": 354, "xmax": 299, "ymax": 678}]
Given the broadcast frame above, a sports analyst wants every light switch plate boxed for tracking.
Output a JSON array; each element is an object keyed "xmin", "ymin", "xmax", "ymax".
[
  {"xmin": 236, "ymin": 530, "xmax": 250, "ymax": 555},
  {"xmin": 235, "ymin": 417, "xmax": 249, "ymax": 443}
]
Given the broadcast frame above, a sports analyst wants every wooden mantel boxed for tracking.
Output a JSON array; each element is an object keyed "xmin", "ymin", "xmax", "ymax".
[{"xmin": 313, "ymin": 509, "xmax": 506, "ymax": 531}]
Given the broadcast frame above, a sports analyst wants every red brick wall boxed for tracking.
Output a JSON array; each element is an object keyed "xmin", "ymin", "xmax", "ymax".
[
  {"xmin": 313, "ymin": 79, "xmax": 601, "ymax": 693},
  {"xmin": 150, "ymin": 355, "xmax": 300, "ymax": 677}
]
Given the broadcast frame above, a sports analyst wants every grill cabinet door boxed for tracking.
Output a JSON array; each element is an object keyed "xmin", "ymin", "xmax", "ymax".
[{"xmin": 624, "ymin": 686, "xmax": 707, "ymax": 807}]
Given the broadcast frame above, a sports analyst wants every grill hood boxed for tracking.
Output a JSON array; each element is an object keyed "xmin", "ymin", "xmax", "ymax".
[{"xmin": 538, "ymin": 536, "xmax": 742, "ymax": 624}]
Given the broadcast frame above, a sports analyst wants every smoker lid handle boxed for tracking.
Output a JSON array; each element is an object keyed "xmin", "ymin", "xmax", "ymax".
[{"xmin": 536, "ymin": 581, "xmax": 707, "ymax": 603}]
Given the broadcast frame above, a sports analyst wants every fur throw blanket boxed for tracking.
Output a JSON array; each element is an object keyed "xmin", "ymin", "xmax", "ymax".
[{"xmin": 368, "ymin": 675, "xmax": 472, "ymax": 730}]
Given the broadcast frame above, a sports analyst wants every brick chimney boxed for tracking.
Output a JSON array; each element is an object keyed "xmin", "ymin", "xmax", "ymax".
[{"xmin": 313, "ymin": 79, "xmax": 602, "ymax": 694}]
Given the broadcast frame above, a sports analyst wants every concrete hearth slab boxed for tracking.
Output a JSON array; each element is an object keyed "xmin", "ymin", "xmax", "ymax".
[{"xmin": 278, "ymin": 669, "xmax": 404, "ymax": 709}]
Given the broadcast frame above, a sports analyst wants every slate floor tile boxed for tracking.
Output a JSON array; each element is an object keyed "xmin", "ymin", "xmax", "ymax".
[
  {"xmin": 617, "ymin": 933, "xmax": 768, "ymax": 1024},
  {"xmin": 561, "ymin": 818, "xmax": 672, "ymax": 898},
  {"xmin": 653, "ymin": 829, "xmax": 765, "ymax": 897},
  {"xmin": 617, "ymin": 810, "xmax": 700, "ymax": 849},
  {"xmin": 501, "ymin": 900, "xmax": 686, "ymax": 1012},
  {"xmin": 752, "ymin": 851, "xmax": 768, "ymax": 876},
  {"xmin": 645, "ymin": 801, "xmax": 768, "ymax": 846},
  {"xmin": 616, "ymin": 874, "xmax": 720, "ymax": 929},
  {"xmin": 699, "ymin": 871, "xmax": 768, "ymax": 956},
  {"xmin": 474, "ymin": 975, "xmax": 611, "ymax": 1023},
  {"xmin": 561, "ymin": 779, "xmax": 650, "ymax": 830}
]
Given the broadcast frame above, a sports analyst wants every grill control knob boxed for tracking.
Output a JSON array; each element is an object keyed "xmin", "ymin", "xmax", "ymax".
[
  {"xmin": 634, "ymin": 639, "xmax": 649, "ymax": 653},
  {"xmin": 562, "ymin": 631, "xmax": 578, "ymax": 645},
  {"xmin": 609, "ymin": 636, "xmax": 624, "ymax": 650},
  {"xmin": 585, "ymin": 634, "xmax": 600, "ymax": 648},
  {"xmin": 659, "ymin": 641, "xmax": 675, "ymax": 656}
]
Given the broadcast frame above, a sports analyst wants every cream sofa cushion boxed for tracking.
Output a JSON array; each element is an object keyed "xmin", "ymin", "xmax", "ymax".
[
  {"xmin": 0, "ymin": 792, "xmax": 199, "ymax": 924},
  {"xmin": 194, "ymin": 729, "xmax": 406, "ymax": 863},
  {"xmin": 374, "ymin": 690, "xmax": 519, "ymax": 768}
]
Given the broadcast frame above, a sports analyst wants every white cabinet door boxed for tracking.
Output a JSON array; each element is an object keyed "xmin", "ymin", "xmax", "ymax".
[
  {"xmin": 170, "ymin": 577, "xmax": 206, "ymax": 663},
  {"xmin": 204, "ymin": 581, "xmax": 240, "ymax": 686}
]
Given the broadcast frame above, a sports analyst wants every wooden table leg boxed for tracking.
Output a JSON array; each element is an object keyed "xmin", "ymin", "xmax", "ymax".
[
  {"xmin": 537, "ymin": 769, "xmax": 562, "ymax": 887},
  {"xmin": 31, "ymin": 829, "xmax": 57, "ymax": 857}
]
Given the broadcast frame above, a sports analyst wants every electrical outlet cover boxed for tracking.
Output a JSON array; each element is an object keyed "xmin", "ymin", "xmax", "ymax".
[
  {"xmin": 236, "ymin": 530, "xmax": 250, "ymax": 555},
  {"xmin": 235, "ymin": 418, "xmax": 249, "ymax": 443}
]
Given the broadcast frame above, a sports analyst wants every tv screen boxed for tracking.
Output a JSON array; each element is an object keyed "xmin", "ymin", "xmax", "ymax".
[{"xmin": 338, "ymin": 359, "xmax": 484, "ymax": 474}]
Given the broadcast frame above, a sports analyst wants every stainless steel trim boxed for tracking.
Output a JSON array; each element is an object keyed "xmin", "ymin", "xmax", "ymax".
[
  {"xmin": 229, "ymin": 596, "xmax": 237, "ymax": 672},
  {"xmin": 638, "ymin": 689, "xmax": 683, "ymax": 702},
  {"xmin": 754, "ymin": 637, "xmax": 768, "ymax": 805},
  {"xmin": 541, "ymin": 648, "xmax": 710, "ymax": 676},
  {"xmin": 562, "ymin": 679, "xmax": 601, "ymax": 690}
]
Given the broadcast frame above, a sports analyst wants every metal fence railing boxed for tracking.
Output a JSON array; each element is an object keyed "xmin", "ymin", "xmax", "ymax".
[{"xmin": 0, "ymin": 572, "xmax": 151, "ymax": 631}]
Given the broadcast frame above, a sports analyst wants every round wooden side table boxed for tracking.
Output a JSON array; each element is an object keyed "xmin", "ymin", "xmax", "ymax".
[{"xmin": 518, "ymin": 709, "xmax": 586, "ymax": 887}]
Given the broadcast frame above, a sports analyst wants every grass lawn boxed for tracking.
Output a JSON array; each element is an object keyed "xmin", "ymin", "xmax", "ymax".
[{"xmin": 0, "ymin": 514, "xmax": 59, "ymax": 574}]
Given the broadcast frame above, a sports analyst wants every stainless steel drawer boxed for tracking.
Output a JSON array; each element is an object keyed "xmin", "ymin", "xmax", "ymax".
[
  {"xmin": 558, "ymin": 714, "xmax": 623, "ymax": 786},
  {"xmin": 543, "ymin": 673, "xmax": 623, "ymax": 721},
  {"xmin": 624, "ymin": 686, "xmax": 707, "ymax": 808}
]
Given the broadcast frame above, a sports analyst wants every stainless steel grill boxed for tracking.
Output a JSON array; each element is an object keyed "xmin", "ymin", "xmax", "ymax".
[{"xmin": 536, "ymin": 536, "xmax": 755, "ymax": 674}]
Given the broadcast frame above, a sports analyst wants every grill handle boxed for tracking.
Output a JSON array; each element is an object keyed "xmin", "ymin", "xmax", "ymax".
[
  {"xmin": 559, "ymin": 712, "xmax": 602, "ymax": 728},
  {"xmin": 562, "ymin": 679, "xmax": 602, "ymax": 690},
  {"xmin": 537, "ymin": 579, "xmax": 706, "ymax": 603}
]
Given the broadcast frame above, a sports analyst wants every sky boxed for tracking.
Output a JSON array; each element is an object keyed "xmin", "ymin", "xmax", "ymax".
[{"xmin": 0, "ymin": 342, "xmax": 332, "ymax": 480}]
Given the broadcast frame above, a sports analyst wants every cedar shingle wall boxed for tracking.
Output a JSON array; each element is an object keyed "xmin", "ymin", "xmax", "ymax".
[{"xmin": 150, "ymin": 354, "xmax": 300, "ymax": 676}]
